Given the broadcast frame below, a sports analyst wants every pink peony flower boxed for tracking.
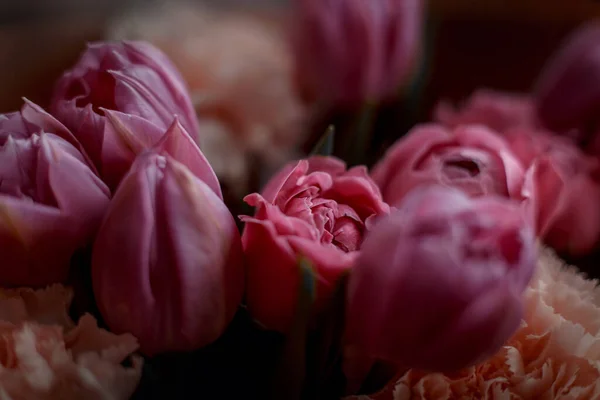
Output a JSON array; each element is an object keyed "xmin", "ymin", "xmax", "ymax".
[
  {"xmin": 92, "ymin": 140, "xmax": 244, "ymax": 356},
  {"xmin": 371, "ymin": 124, "xmax": 525, "ymax": 206},
  {"xmin": 0, "ymin": 102, "xmax": 111, "ymax": 287},
  {"xmin": 535, "ymin": 22, "xmax": 600, "ymax": 145},
  {"xmin": 0, "ymin": 284, "xmax": 142, "ymax": 400},
  {"xmin": 107, "ymin": 3, "xmax": 308, "ymax": 196},
  {"xmin": 346, "ymin": 247, "xmax": 600, "ymax": 400},
  {"xmin": 344, "ymin": 186, "xmax": 536, "ymax": 386},
  {"xmin": 293, "ymin": 0, "xmax": 424, "ymax": 105},
  {"xmin": 433, "ymin": 89, "xmax": 539, "ymax": 134},
  {"xmin": 50, "ymin": 41, "xmax": 199, "ymax": 190},
  {"xmin": 240, "ymin": 156, "xmax": 389, "ymax": 333}
]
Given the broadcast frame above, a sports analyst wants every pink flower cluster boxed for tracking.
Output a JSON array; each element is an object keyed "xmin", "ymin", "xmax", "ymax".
[
  {"xmin": 3, "ymin": 6, "xmax": 600, "ymax": 398},
  {"xmin": 1, "ymin": 41, "xmax": 245, "ymax": 361},
  {"xmin": 429, "ymin": 89, "xmax": 600, "ymax": 256}
]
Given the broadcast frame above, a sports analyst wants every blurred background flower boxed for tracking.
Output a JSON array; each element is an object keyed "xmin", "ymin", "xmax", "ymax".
[{"xmin": 107, "ymin": 1, "xmax": 307, "ymax": 198}]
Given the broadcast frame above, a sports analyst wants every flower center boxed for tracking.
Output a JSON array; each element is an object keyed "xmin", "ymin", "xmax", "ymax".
[
  {"xmin": 66, "ymin": 71, "xmax": 117, "ymax": 114},
  {"xmin": 443, "ymin": 158, "xmax": 481, "ymax": 177}
]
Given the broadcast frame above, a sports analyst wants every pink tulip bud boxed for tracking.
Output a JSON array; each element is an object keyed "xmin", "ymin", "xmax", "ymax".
[
  {"xmin": 293, "ymin": 0, "xmax": 424, "ymax": 105},
  {"xmin": 100, "ymin": 112, "xmax": 222, "ymax": 199},
  {"xmin": 345, "ymin": 186, "xmax": 536, "ymax": 373},
  {"xmin": 92, "ymin": 151, "xmax": 244, "ymax": 356},
  {"xmin": 0, "ymin": 104, "xmax": 111, "ymax": 287},
  {"xmin": 50, "ymin": 41, "xmax": 200, "ymax": 189}
]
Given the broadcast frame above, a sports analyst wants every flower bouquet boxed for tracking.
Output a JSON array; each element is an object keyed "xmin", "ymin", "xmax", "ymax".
[{"xmin": 3, "ymin": 1, "xmax": 600, "ymax": 399}]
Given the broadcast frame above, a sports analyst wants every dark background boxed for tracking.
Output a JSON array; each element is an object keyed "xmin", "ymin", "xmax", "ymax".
[{"xmin": 1, "ymin": 0, "xmax": 599, "ymax": 113}]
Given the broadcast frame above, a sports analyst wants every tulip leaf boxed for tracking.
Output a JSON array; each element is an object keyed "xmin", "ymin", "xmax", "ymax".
[
  {"xmin": 310, "ymin": 125, "xmax": 336, "ymax": 157},
  {"xmin": 269, "ymin": 257, "xmax": 316, "ymax": 400}
]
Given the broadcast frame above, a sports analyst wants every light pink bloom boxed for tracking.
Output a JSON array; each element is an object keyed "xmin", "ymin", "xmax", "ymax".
[
  {"xmin": 50, "ymin": 41, "xmax": 200, "ymax": 190},
  {"xmin": 434, "ymin": 89, "xmax": 539, "ymax": 133},
  {"xmin": 347, "ymin": 248, "xmax": 600, "ymax": 400},
  {"xmin": 92, "ymin": 146, "xmax": 243, "ymax": 356},
  {"xmin": 371, "ymin": 124, "xmax": 525, "ymax": 206},
  {"xmin": 293, "ymin": 0, "xmax": 424, "ymax": 105},
  {"xmin": 0, "ymin": 103, "xmax": 110, "ymax": 287},
  {"xmin": 240, "ymin": 156, "xmax": 389, "ymax": 333},
  {"xmin": 344, "ymin": 186, "xmax": 536, "ymax": 382},
  {"xmin": 0, "ymin": 285, "xmax": 142, "ymax": 400},
  {"xmin": 512, "ymin": 128, "xmax": 600, "ymax": 255}
]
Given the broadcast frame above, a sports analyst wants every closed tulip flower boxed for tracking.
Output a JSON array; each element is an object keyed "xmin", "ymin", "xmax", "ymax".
[
  {"xmin": 0, "ymin": 103, "xmax": 111, "ymax": 287},
  {"xmin": 345, "ymin": 186, "xmax": 536, "ymax": 373},
  {"xmin": 50, "ymin": 41, "xmax": 200, "ymax": 190},
  {"xmin": 293, "ymin": 0, "xmax": 424, "ymax": 105},
  {"xmin": 92, "ymin": 149, "xmax": 243, "ymax": 356}
]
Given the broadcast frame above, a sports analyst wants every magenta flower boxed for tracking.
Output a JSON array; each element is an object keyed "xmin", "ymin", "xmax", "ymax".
[
  {"xmin": 371, "ymin": 124, "xmax": 525, "ymax": 206},
  {"xmin": 92, "ymin": 145, "xmax": 243, "ymax": 356},
  {"xmin": 345, "ymin": 186, "xmax": 536, "ymax": 375},
  {"xmin": 535, "ymin": 22, "xmax": 600, "ymax": 143},
  {"xmin": 293, "ymin": 0, "xmax": 424, "ymax": 105},
  {"xmin": 0, "ymin": 102, "xmax": 110, "ymax": 287},
  {"xmin": 240, "ymin": 156, "xmax": 389, "ymax": 333},
  {"xmin": 50, "ymin": 41, "xmax": 200, "ymax": 190},
  {"xmin": 100, "ymin": 113, "xmax": 222, "ymax": 200}
]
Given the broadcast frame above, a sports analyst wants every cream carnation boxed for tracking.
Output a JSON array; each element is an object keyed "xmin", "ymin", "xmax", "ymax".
[{"xmin": 0, "ymin": 285, "xmax": 142, "ymax": 400}]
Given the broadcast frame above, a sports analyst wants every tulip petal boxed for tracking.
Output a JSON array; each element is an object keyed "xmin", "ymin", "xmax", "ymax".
[
  {"xmin": 155, "ymin": 157, "xmax": 242, "ymax": 348},
  {"xmin": 101, "ymin": 109, "xmax": 165, "ymax": 189},
  {"xmin": 0, "ymin": 196, "xmax": 76, "ymax": 286},
  {"xmin": 261, "ymin": 160, "xmax": 307, "ymax": 204},
  {"xmin": 39, "ymin": 134, "xmax": 110, "ymax": 238},
  {"xmin": 422, "ymin": 283, "xmax": 523, "ymax": 371},
  {"xmin": 92, "ymin": 154, "xmax": 158, "ymax": 348},
  {"xmin": 152, "ymin": 119, "xmax": 223, "ymax": 199},
  {"xmin": 242, "ymin": 215, "xmax": 299, "ymax": 332}
]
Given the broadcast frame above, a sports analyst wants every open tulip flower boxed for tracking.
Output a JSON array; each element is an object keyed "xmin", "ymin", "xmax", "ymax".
[
  {"xmin": 50, "ymin": 41, "xmax": 200, "ymax": 190},
  {"xmin": 345, "ymin": 186, "xmax": 536, "ymax": 377},
  {"xmin": 241, "ymin": 156, "xmax": 389, "ymax": 333},
  {"xmin": 372, "ymin": 124, "xmax": 525, "ymax": 206},
  {"xmin": 92, "ymin": 139, "xmax": 243, "ymax": 356},
  {"xmin": 0, "ymin": 102, "xmax": 111, "ymax": 287}
]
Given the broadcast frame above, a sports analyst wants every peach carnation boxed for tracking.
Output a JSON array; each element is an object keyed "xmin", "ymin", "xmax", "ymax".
[
  {"xmin": 0, "ymin": 285, "xmax": 142, "ymax": 399},
  {"xmin": 347, "ymin": 247, "xmax": 600, "ymax": 400}
]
